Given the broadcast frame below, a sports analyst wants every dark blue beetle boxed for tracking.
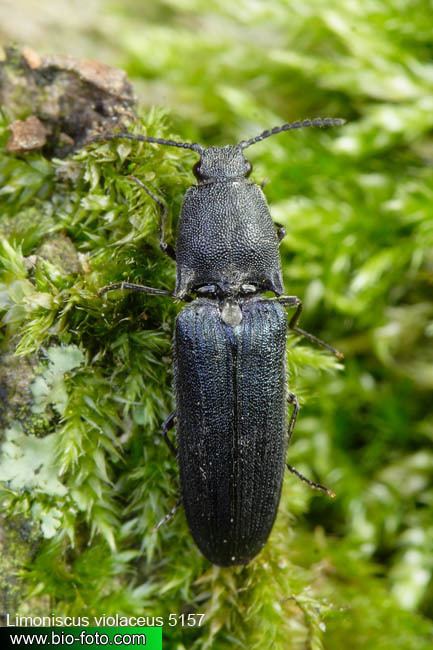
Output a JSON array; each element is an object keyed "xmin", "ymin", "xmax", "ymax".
[{"xmin": 96, "ymin": 117, "xmax": 343, "ymax": 565}]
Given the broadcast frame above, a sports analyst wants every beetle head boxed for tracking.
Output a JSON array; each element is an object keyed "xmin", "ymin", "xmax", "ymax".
[{"xmin": 193, "ymin": 146, "xmax": 252, "ymax": 183}]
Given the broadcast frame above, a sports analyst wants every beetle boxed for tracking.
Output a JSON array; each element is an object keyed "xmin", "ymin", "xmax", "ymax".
[{"xmin": 94, "ymin": 117, "xmax": 344, "ymax": 565}]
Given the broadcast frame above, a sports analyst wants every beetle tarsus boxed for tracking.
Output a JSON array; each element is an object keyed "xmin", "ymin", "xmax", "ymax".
[
  {"xmin": 291, "ymin": 324, "xmax": 344, "ymax": 360},
  {"xmin": 286, "ymin": 463, "xmax": 335, "ymax": 498},
  {"xmin": 153, "ymin": 498, "xmax": 182, "ymax": 532}
]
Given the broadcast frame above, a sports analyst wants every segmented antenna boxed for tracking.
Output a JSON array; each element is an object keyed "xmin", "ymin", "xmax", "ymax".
[
  {"xmin": 239, "ymin": 117, "xmax": 345, "ymax": 149},
  {"xmin": 88, "ymin": 132, "xmax": 202, "ymax": 152}
]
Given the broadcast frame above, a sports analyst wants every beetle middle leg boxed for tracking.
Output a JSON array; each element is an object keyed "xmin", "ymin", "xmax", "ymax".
[
  {"xmin": 286, "ymin": 392, "xmax": 335, "ymax": 497},
  {"xmin": 277, "ymin": 296, "xmax": 343, "ymax": 360},
  {"xmin": 129, "ymin": 175, "xmax": 176, "ymax": 260}
]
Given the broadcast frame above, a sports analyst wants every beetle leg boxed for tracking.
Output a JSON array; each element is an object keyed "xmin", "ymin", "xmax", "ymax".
[
  {"xmin": 153, "ymin": 497, "xmax": 182, "ymax": 531},
  {"xmin": 152, "ymin": 415, "xmax": 180, "ymax": 531},
  {"xmin": 286, "ymin": 393, "xmax": 335, "ymax": 497},
  {"xmin": 286, "ymin": 464, "xmax": 335, "ymax": 498},
  {"xmin": 161, "ymin": 410, "xmax": 177, "ymax": 456},
  {"xmin": 277, "ymin": 296, "xmax": 344, "ymax": 360},
  {"xmin": 129, "ymin": 175, "xmax": 176, "ymax": 260},
  {"xmin": 98, "ymin": 281, "xmax": 172, "ymax": 297},
  {"xmin": 286, "ymin": 391, "xmax": 299, "ymax": 447}
]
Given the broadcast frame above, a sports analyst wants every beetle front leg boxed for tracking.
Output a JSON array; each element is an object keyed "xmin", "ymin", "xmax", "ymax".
[
  {"xmin": 129, "ymin": 175, "xmax": 176, "ymax": 260},
  {"xmin": 277, "ymin": 296, "xmax": 344, "ymax": 360},
  {"xmin": 98, "ymin": 281, "xmax": 173, "ymax": 297}
]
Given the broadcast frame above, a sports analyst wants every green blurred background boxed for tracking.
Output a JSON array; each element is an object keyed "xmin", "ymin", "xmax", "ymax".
[{"xmin": 1, "ymin": 1, "xmax": 433, "ymax": 648}]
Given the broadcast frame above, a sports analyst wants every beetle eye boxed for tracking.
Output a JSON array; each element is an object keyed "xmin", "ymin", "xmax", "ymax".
[
  {"xmin": 245, "ymin": 161, "xmax": 253, "ymax": 177},
  {"xmin": 193, "ymin": 161, "xmax": 203, "ymax": 179}
]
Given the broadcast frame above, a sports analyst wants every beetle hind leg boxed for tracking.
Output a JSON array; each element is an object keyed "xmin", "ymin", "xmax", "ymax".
[
  {"xmin": 287, "ymin": 391, "xmax": 299, "ymax": 447},
  {"xmin": 153, "ymin": 497, "xmax": 182, "ymax": 531},
  {"xmin": 286, "ymin": 464, "xmax": 335, "ymax": 498},
  {"xmin": 286, "ymin": 392, "xmax": 335, "ymax": 498},
  {"xmin": 151, "ymin": 413, "xmax": 181, "ymax": 531},
  {"xmin": 161, "ymin": 410, "xmax": 177, "ymax": 456}
]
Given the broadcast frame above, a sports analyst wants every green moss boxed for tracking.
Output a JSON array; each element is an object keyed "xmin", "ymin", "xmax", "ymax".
[
  {"xmin": 1, "ymin": 1, "xmax": 433, "ymax": 647},
  {"xmin": 0, "ymin": 515, "xmax": 40, "ymax": 625}
]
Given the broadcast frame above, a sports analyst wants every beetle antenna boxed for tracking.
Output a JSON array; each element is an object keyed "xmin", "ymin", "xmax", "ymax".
[
  {"xmin": 87, "ymin": 132, "xmax": 203, "ymax": 153},
  {"xmin": 239, "ymin": 117, "xmax": 345, "ymax": 149}
]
